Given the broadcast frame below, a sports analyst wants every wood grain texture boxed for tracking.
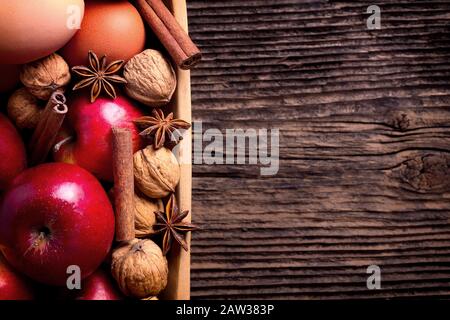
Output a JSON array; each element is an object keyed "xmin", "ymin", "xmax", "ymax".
[{"xmin": 188, "ymin": 0, "xmax": 450, "ymax": 299}]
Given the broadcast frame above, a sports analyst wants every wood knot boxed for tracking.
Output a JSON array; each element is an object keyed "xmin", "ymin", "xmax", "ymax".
[
  {"xmin": 395, "ymin": 153, "xmax": 450, "ymax": 193},
  {"xmin": 392, "ymin": 113, "xmax": 410, "ymax": 131}
]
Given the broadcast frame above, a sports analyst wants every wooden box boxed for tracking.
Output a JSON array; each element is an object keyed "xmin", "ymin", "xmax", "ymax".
[{"xmin": 159, "ymin": 0, "xmax": 192, "ymax": 301}]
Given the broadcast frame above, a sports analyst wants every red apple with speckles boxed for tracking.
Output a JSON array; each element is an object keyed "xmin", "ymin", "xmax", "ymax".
[
  {"xmin": 53, "ymin": 95, "xmax": 143, "ymax": 181},
  {"xmin": 0, "ymin": 163, "xmax": 115, "ymax": 286},
  {"xmin": 63, "ymin": 269, "xmax": 124, "ymax": 300},
  {"xmin": 0, "ymin": 113, "xmax": 26, "ymax": 191},
  {"xmin": 0, "ymin": 254, "xmax": 35, "ymax": 300}
]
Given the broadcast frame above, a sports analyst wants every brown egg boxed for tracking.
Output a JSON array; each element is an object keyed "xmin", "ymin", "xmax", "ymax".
[
  {"xmin": 60, "ymin": 0, "xmax": 146, "ymax": 66},
  {"xmin": 0, "ymin": 0, "xmax": 85, "ymax": 64},
  {"xmin": 0, "ymin": 65, "xmax": 20, "ymax": 93}
]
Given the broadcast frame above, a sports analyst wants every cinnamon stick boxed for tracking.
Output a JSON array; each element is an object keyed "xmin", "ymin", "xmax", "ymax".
[
  {"xmin": 135, "ymin": 0, "xmax": 202, "ymax": 70},
  {"xmin": 29, "ymin": 91, "xmax": 68, "ymax": 166},
  {"xmin": 112, "ymin": 127, "xmax": 135, "ymax": 242}
]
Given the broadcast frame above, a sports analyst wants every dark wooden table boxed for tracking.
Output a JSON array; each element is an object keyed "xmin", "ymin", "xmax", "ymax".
[{"xmin": 188, "ymin": 0, "xmax": 450, "ymax": 299}]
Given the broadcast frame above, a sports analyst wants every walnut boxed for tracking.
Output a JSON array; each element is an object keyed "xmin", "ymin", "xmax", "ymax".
[
  {"xmin": 7, "ymin": 88, "xmax": 43, "ymax": 129},
  {"xmin": 134, "ymin": 145, "xmax": 180, "ymax": 199},
  {"xmin": 111, "ymin": 239, "xmax": 168, "ymax": 298},
  {"xmin": 20, "ymin": 53, "xmax": 71, "ymax": 100},
  {"xmin": 124, "ymin": 49, "xmax": 177, "ymax": 107},
  {"xmin": 134, "ymin": 191, "xmax": 164, "ymax": 237}
]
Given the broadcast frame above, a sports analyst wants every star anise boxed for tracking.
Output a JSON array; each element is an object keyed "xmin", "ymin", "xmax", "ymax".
[
  {"xmin": 72, "ymin": 51, "xmax": 127, "ymax": 103},
  {"xmin": 154, "ymin": 194, "xmax": 197, "ymax": 256},
  {"xmin": 134, "ymin": 108, "xmax": 191, "ymax": 150}
]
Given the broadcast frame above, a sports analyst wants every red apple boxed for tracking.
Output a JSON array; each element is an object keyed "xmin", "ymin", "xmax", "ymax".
[
  {"xmin": 0, "ymin": 163, "xmax": 115, "ymax": 286},
  {"xmin": 0, "ymin": 113, "xmax": 26, "ymax": 190},
  {"xmin": 63, "ymin": 269, "xmax": 124, "ymax": 300},
  {"xmin": 53, "ymin": 94, "xmax": 144, "ymax": 181},
  {"xmin": 0, "ymin": 253, "xmax": 35, "ymax": 300}
]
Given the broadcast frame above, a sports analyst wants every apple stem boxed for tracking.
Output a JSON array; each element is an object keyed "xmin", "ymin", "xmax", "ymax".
[{"xmin": 53, "ymin": 136, "xmax": 74, "ymax": 153}]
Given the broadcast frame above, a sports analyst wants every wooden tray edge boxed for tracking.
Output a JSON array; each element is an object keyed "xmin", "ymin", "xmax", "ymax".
[{"xmin": 160, "ymin": 0, "xmax": 192, "ymax": 301}]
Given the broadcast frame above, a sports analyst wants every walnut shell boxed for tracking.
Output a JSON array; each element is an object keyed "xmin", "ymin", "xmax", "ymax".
[
  {"xmin": 7, "ymin": 88, "xmax": 43, "ymax": 129},
  {"xmin": 111, "ymin": 239, "xmax": 168, "ymax": 298},
  {"xmin": 134, "ymin": 145, "xmax": 180, "ymax": 198},
  {"xmin": 124, "ymin": 49, "xmax": 177, "ymax": 107},
  {"xmin": 109, "ymin": 188, "xmax": 164, "ymax": 237},
  {"xmin": 20, "ymin": 53, "xmax": 71, "ymax": 100},
  {"xmin": 135, "ymin": 191, "xmax": 164, "ymax": 237}
]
